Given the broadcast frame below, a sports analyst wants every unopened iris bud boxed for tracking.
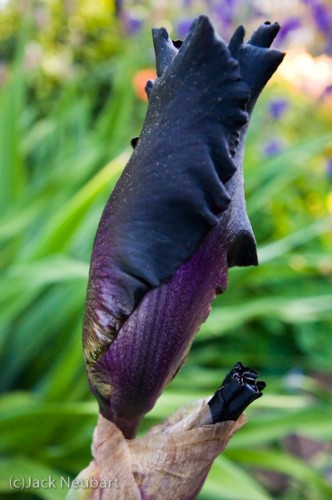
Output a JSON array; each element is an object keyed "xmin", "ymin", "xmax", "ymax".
[
  {"xmin": 208, "ymin": 362, "xmax": 266, "ymax": 423},
  {"xmin": 83, "ymin": 16, "xmax": 284, "ymax": 438}
]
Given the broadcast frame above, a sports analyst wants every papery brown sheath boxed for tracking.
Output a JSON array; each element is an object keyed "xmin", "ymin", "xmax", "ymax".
[
  {"xmin": 82, "ymin": 16, "xmax": 284, "ymax": 438},
  {"xmin": 69, "ymin": 364, "xmax": 265, "ymax": 499}
]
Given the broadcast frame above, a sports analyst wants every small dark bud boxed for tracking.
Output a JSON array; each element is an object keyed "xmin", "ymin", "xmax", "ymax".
[{"xmin": 208, "ymin": 362, "xmax": 266, "ymax": 423}]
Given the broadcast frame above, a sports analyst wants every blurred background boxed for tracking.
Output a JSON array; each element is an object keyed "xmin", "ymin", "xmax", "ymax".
[{"xmin": 0, "ymin": 0, "xmax": 332, "ymax": 498}]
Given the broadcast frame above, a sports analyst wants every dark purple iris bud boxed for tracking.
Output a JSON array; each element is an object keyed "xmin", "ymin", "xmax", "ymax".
[
  {"xmin": 208, "ymin": 362, "xmax": 266, "ymax": 423},
  {"xmin": 83, "ymin": 16, "xmax": 284, "ymax": 438}
]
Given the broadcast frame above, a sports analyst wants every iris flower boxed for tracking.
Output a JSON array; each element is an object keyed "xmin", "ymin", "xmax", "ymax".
[
  {"xmin": 75, "ymin": 16, "xmax": 285, "ymax": 499},
  {"xmin": 83, "ymin": 16, "xmax": 284, "ymax": 441}
]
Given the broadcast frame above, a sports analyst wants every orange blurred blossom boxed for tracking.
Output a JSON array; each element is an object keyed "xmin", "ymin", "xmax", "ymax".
[{"xmin": 132, "ymin": 68, "xmax": 157, "ymax": 101}]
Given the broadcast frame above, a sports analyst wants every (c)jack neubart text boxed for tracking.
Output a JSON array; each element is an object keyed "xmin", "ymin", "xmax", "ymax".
[{"xmin": 9, "ymin": 476, "xmax": 121, "ymax": 490}]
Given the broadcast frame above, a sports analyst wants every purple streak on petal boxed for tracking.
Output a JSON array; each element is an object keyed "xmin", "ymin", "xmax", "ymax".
[
  {"xmin": 268, "ymin": 98, "xmax": 289, "ymax": 120},
  {"xmin": 277, "ymin": 18, "xmax": 302, "ymax": 44},
  {"xmin": 262, "ymin": 139, "xmax": 283, "ymax": 157},
  {"xmin": 91, "ymin": 227, "xmax": 228, "ymax": 438},
  {"xmin": 326, "ymin": 158, "xmax": 332, "ymax": 178}
]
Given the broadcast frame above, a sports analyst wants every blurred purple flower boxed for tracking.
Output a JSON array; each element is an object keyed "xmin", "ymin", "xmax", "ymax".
[
  {"xmin": 268, "ymin": 98, "xmax": 289, "ymax": 120},
  {"xmin": 312, "ymin": 2, "xmax": 331, "ymax": 34},
  {"xmin": 277, "ymin": 18, "xmax": 302, "ymax": 44},
  {"xmin": 303, "ymin": 0, "xmax": 332, "ymax": 53},
  {"xmin": 122, "ymin": 13, "xmax": 144, "ymax": 35},
  {"xmin": 223, "ymin": 0, "xmax": 237, "ymax": 7},
  {"xmin": 176, "ymin": 19, "xmax": 194, "ymax": 38},
  {"xmin": 326, "ymin": 158, "xmax": 332, "ymax": 178},
  {"xmin": 302, "ymin": 0, "xmax": 332, "ymax": 36},
  {"xmin": 263, "ymin": 139, "xmax": 284, "ymax": 157},
  {"xmin": 213, "ymin": 0, "xmax": 238, "ymax": 30},
  {"xmin": 253, "ymin": 7, "xmax": 267, "ymax": 17}
]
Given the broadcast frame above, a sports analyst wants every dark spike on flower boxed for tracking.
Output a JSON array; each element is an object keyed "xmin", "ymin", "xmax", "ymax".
[
  {"xmin": 152, "ymin": 27, "xmax": 178, "ymax": 77},
  {"xmin": 236, "ymin": 24, "xmax": 285, "ymax": 112},
  {"xmin": 145, "ymin": 79, "xmax": 154, "ymax": 99},
  {"xmin": 208, "ymin": 362, "xmax": 266, "ymax": 423},
  {"xmin": 249, "ymin": 21, "xmax": 281, "ymax": 48},
  {"xmin": 228, "ymin": 25, "xmax": 245, "ymax": 58}
]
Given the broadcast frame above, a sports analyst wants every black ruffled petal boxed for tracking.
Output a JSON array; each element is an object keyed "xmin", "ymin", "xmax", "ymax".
[
  {"xmin": 221, "ymin": 21, "xmax": 284, "ymax": 267},
  {"xmin": 236, "ymin": 22, "xmax": 285, "ymax": 112},
  {"xmin": 84, "ymin": 16, "xmax": 252, "ymax": 365}
]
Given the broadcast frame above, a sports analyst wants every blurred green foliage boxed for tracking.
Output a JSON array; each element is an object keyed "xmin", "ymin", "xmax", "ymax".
[{"xmin": 0, "ymin": 0, "xmax": 332, "ymax": 499}]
